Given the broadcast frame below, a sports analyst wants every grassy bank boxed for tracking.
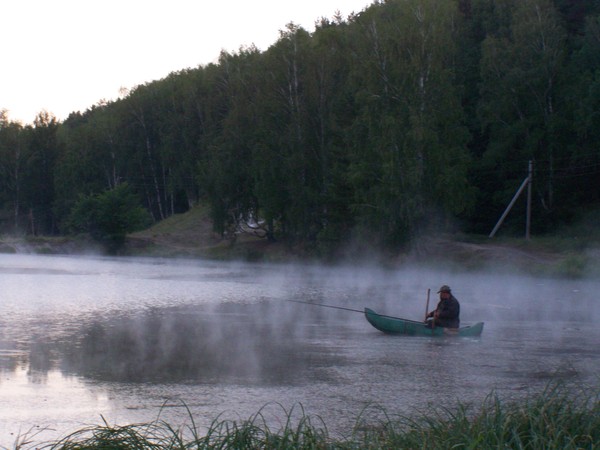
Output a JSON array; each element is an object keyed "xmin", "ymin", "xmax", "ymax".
[
  {"xmin": 13, "ymin": 384, "xmax": 599, "ymax": 449},
  {"xmin": 125, "ymin": 205, "xmax": 600, "ymax": 277},
  {"xmin": 2, "ymin": 205, "xmax": 600, "ymax": 277}
]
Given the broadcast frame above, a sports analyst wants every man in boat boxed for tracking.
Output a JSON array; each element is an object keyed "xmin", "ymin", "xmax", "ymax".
[{"xmin": 425, "ymin": 285, "xmax": 460, "ymax": 328}]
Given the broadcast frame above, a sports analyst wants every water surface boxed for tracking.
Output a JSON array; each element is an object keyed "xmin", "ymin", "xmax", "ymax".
[{"xmin": 0, "ymin": 253, "xmax": 597, "ymax": 446}]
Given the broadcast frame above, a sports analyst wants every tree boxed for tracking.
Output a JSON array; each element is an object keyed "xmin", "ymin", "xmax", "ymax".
[
  {"xmin": 124, "ymin": 83, "xmax": 168, "ymax": 221},
  {"xmin": 305, "ymin": 17, "xmax": 358, "ymax": 249},
  {"xmin": 564, "ymin": 14, "xmax": 600, "ymax": 207},
  {"xmin": 67, "ymin": 183, "xmax": 151, "ymax": 252},
  {"xmin": 0, "ymin": 112, "xmax": 25, "ymax": 232},
  {"xmin": 347, "ymin": 0, "xmax": 473, "ymax": 244},
  {"xmin": 54, "ymin": 102, "xmax": 127, "ymax": 232},
  {"xmin": 478, "ymin": 0, "xmax": 567, "ymax": 230},
  {"xmin": 7, "ymin": 0, "xmax": 600, "ymax": 250},
  {"xmin": 256, "ymin": 24, "xmax": 320, "ymax": 242},
  {"xmin": 153, "ymin": 70, "xmax": 204, "ymax": 214},
  {"xmin": 197, "ymin": 48, "xmax": 262, "ymax": 237},
  {"xmin": 22, "ymin": 111, "xmax": 60, "ymax": 234}
]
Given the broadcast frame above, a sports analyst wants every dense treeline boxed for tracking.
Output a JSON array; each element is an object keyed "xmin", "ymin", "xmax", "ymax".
[{"xmin": 1, "ymin": 0, "xmax": 600, "ymax": 253}]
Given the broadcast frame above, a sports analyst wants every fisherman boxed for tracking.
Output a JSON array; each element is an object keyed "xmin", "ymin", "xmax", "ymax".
[{"xmin": 425, "ymin": 285, "xmax": 460, "ymax": 328}]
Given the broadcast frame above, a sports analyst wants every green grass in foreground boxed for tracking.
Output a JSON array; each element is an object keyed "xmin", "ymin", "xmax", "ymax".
[{"xmin": 13, "ymin": 384, "xmax": 599, "ymax": 450}]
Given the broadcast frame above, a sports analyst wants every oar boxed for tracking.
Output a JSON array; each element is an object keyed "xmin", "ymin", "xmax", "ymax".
[{"xmin": 424, "ymin": 288, "xmax": 436, "ymax": 330}]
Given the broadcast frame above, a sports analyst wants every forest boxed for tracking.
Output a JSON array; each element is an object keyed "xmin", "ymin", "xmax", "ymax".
[{"xmin": 1, "ymin": 0, "xmax": 599, "ymax": 254}]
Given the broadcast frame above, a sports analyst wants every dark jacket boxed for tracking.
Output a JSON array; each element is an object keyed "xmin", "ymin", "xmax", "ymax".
[{"xmin": 429, "ymin": 295, "xmax": 460, "ymax": 328}]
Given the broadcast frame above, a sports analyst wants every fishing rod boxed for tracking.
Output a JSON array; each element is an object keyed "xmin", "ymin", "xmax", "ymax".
[
  {"xmin": 288, "ymin": 299, "xmax": 425, "ymax": 324},
  {"xmin": 287, "ymin": 299, "xmax": 364, "ymax": 314}
]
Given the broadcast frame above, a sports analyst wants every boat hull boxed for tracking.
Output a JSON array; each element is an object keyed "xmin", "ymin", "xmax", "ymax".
[{"xmin": 364, "ymin": 308, "xmax": 484, "ymax": 337}]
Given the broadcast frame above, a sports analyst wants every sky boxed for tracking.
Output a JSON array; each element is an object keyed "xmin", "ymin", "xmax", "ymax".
[{"xmin": 1, "ymin": 0, "xmax": 374, "ymax": 125}]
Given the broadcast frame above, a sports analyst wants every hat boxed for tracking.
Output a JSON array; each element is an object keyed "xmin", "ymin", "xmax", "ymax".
[{"xmin": 437, "ymin": 285, "xmax": 451, "ymax": 293}]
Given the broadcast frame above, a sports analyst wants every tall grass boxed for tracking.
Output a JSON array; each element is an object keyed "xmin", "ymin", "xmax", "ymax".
[
  {"xmin": 360, "ymin": 383, "xmax": 599, "ymax": 449},
  {"xmin": 12, "ymin": 383, "xmax": 599, "ymax": 450}
]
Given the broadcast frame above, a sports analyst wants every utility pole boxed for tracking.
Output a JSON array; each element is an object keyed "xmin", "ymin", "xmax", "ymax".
[
  {"xmin": 525, "ymin": 160, "xmax": 532, "ymax": 240},
  {"xmin": 489, "ymin": 161, "xmax": 533, "ymax": 239}
]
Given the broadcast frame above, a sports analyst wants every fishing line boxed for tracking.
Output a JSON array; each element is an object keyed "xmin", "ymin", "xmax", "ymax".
[
  {"xmin": 287, "ymin": 299, "xmax": 425, "ymax": 324},
  {"xmin": 287, "ymin": 299, "xmax": 364, "ymax": 313}
]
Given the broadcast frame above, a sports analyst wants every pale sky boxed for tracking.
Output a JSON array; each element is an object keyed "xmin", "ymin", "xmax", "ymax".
[{"xmin": 1, "ymin": 0, "xmax": 373, "ymax": 125}]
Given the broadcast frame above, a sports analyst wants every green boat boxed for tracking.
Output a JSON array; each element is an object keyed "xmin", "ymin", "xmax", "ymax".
[{"xmin": 364, "ymin": 308, "xmax": 484, "ymax": 337}]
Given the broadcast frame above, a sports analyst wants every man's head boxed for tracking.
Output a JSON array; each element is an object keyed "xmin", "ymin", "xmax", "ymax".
[{"xmin": 438, "ymin": 285, "xmax": 451, "ymax": 299}]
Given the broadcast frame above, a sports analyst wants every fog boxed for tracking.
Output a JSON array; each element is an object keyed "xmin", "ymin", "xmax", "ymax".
[{"xmin": 0, "ymin": 253, "xmax": 598, "ymax": 445}]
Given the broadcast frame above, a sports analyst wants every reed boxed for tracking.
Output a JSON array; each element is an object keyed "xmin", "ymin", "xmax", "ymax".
[
  {"xmin": 363, "ymin": 383, "xmax": 600, "ymax": 449},
  {"xmin": 16, "ymin": 383, "xmax": 599, "ymax": 450}
]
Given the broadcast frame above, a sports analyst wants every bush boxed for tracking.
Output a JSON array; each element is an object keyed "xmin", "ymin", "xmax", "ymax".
[{"xmin": 67, "ymin": 183, "xmax": 151, "ymax": 252}]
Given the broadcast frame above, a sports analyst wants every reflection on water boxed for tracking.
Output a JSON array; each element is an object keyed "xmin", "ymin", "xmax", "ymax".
[
  {"xmin": 59, "ymin": 303, "xmax": 342, "ymax": 384},
  {"xmin": 0, "ymin": 253, "xmax": 598, "ymax": 446}
]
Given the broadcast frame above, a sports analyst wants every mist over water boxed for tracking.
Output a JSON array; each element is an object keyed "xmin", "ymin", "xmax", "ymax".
[{"xmin": 0, "ymin": 253, "xmax": 598, "ymax": 445}]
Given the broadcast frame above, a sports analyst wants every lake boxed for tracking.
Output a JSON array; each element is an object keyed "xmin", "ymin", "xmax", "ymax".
[{"xmin": 0, "ymin": 253, "xmax": 598, "ymax": 446}]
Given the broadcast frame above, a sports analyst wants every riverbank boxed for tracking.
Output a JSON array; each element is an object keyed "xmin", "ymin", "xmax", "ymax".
[
  {"xmin": 13, "ymin": 383, "xmax": 599, "ymax": 449},
  {"xmin": 116, "ymin": 205, "xmax": 599, "ymax": 277},
  {"xmin": 119, "ymin": 206, "xmax": 600, "ymax": 277},
  {"xmin": 1, "ymin": 205, "xmax": 599, "ymax": 278}
]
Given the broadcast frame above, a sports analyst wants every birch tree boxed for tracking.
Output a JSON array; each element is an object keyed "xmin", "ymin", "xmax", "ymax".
[
  {"xmin": 349, "ymin": 0, "xmax": 472, "ymax": 243},
  {"xmin": 0, "ymin": 112, "xmax": 25, "ymax": 231},
  {"xmin": 479, "ymin": 0, "xmax": 566, "ymax": 212}
]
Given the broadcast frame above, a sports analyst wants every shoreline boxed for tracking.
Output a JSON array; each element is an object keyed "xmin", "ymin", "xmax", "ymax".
[
  {"xmin": 9, "ymin": 383, "xmax": 599, "ymax": 449},
  {"xmin": 2, "ymin": 205, "xmax": 599, "ymax": 278},
  {"xmin": 1, "ymin": 231, "xmax": 598, "ymax": 279}
]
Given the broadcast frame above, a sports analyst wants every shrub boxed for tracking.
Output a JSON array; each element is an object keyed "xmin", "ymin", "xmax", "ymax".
[{"xmin": 67, "ymin": 183, "xmax": 151, "ymax": 252}]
